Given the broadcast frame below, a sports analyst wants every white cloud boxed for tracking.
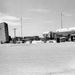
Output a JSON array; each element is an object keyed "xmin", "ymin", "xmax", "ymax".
[
  {"xmin": 44, "ymin": 21, "xmax": 54, "ymax": 23},
  {"xmin": 22, "ymin": 17, "xmax": 32, "ymax": 20},
  {"xmin": 63, "ymin": 14, "xmax": 74, "ymax": 17},
  {"xmin": 0, "ymin": 13, "xmax": 32, "ymax": 26},
  {"xmin": 1, "ymin": 16, "xmax": 20, "ymax": 21},
  {"xmin": 4, "ymin": 21, "xmax": 20, "ymax": 26},
  {"xmin": 46, "ymin": 69, "xmax": 75, "ymax": 75},
  {"xmin": 29, "ymin": 8, "xmax": 49, "ymax": 13},
  {"xmin": 0, "ymin": 13, "xmax": 20, "ymax": 21},
  {"xmin": 0, "ymin": 20, "xmax": 20, "ymax": 26},
  {"xmin": 0, "ymin": 12, "xmax": 21, "ymax": 26}
]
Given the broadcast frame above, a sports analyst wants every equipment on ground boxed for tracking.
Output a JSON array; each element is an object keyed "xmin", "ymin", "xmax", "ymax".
[{"xmin": 43, "ymin": 28, "xmax": 75, "ymax": 43}]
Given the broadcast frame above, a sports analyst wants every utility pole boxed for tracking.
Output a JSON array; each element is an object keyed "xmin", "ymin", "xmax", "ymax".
[
  {"xmin": 61, "ymin": 13, "xmax": 63, "ymax": 29},
  {"xmin": 21, "ymin": 18, "xmax": 22, "ymax": 37},
  {"xmin": 13, "ymin": 28, "xmax": 17, "ymax": 38}
]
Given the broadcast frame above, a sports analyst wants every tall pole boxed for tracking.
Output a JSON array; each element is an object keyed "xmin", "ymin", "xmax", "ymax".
[
  {"xmin": 21, "ymin": 18, "xmax": 22, "ymax": 37},
  {"xmin": 61, "ymin": 13, "xmax": 63, "ymax": 29},
  {"xmin": 13, "ymin": 28, "xmax": 17, "ymax": 38}
]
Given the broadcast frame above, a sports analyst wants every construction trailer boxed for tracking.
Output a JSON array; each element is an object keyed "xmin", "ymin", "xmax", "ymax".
[
  {"xmin": 43, "ymin": 28, "xmax": 75, "ymax": 43},
  {"xmin": 0, "ymin": 22, "xmax": 9, "ymax": 43}
]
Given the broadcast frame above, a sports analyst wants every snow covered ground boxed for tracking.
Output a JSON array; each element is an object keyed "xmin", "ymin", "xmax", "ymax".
[{"xmin": 0, "ymin": 42, "xmax": 75, "ymax": 75}]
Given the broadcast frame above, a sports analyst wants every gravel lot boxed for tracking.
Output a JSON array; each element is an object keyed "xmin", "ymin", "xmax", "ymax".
[{"xmin": 0, "ymin": 42, "xmax": 75, "ymax": 75}]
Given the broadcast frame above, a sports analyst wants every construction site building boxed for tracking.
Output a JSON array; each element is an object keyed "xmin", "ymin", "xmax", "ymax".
[{"xmin": 0, "ymin": 22, "xmax": 9, "ymax": 43}]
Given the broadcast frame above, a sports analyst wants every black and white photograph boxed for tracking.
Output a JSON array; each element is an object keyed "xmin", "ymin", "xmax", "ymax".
[{"xmin": 0, "ymin": 0, "xmax": 75, "ymax": 75}]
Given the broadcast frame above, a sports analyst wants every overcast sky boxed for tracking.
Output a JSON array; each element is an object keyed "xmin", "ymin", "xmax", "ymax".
[{"xmin": 1, "ymin": 0, "xmax": 75, "ymax": 37}]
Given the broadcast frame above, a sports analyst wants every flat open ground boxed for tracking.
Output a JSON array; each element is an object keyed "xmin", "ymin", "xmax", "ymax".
[{"xmin": 0, "ymin": 42, "xmax": 75, "ymax": 75}]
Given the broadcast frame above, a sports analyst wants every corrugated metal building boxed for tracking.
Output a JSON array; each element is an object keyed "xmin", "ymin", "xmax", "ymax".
[{"xmin": 0, "ymin": 22, "xmax": 9, "ymax": 43}]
